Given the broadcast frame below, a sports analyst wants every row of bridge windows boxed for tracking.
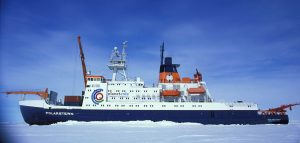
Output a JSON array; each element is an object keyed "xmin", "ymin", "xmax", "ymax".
[{"xmin": 108, "ymin": 83, "xmax": 144, "ymax": 86}]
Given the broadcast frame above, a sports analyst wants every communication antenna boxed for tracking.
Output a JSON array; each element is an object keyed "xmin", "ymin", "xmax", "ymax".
[{"xmin": 160, "ymin": 42, "xmax": 164, "ymax": 65}]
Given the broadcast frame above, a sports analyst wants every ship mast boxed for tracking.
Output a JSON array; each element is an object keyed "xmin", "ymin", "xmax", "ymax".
[
  {"xmin": 108, "ymin": 41, "xmax": 128, "ymax": 81},
  {"xmin": 159, "ymin": 42, "xmax": 165, "ymax": 77},
  {"xmin": 160, "ymin": 42, "xmax": 164, "ymax": 65}
]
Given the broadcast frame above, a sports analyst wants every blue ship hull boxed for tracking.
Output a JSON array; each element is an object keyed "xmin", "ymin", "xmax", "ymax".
[{"xmin": 20, "ymin": 105, "xmax": 289, "ymax": 125}]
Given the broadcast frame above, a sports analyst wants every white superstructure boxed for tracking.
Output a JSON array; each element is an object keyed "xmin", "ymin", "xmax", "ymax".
[{"xmin": 77, "ymin": 42, "xmax": 258, "ymax": 111}]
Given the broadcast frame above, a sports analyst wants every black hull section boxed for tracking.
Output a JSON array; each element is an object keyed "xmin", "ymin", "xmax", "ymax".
[{"xmin": 20, "ymin": 105, "xmax": 289, "ymax": 125}]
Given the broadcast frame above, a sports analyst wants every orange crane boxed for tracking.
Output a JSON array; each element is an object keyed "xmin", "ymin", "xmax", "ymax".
[
  {"xmin": 259, "ymin": 102, "xmax": 300, "ymax": 115},
  {"xmin": 194, "ymin": 69, "xmax": 202, "ymax": 82},
  {"xmin": 77, "ymin": 36, "xmax": 88, "ymax": 87},
  {"xmin": 3, "ymin": 88, "xmax": 49, "ymax": 99}
]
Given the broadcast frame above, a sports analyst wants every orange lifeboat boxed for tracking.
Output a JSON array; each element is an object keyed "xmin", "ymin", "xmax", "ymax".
[
  {"xmin": 182, "ymin": 77, "xmax": 191, "ymax": 83},
  {"xmin": 188, "ymin": 86, "xmax": 206, "ymax": 94},
  {"xmin": 162, "ymin": 90, "xmax": 180, "ymax": 96}
]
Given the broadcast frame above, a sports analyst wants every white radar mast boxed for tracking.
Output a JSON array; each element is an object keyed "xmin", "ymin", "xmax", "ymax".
[{"xmin": 108, "ymin": 41, "xmax": 128, "ymax": 81}]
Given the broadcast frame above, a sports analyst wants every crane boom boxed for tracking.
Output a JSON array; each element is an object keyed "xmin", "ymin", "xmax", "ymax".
[
  {"xmin": 77, "ymin": 36, "xmax": 87, "ymax": 87},
  {"xmin": 259, "ymin": 102, "xmax": 300, "ymax": 115},
  {"xmin": 4, "ymin": 88, "xmax": 49, "ymax": 99}
]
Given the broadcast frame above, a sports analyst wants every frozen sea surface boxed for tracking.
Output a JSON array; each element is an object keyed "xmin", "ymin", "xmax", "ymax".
[{"xmin": 1, "ymin": 120, "xmax": 300, "ymax": 143}]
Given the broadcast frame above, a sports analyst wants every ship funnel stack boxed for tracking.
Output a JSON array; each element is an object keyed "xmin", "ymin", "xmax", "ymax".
[
  {"xmin": 108, "ymin": 42, "xmax": 128, "ymax": 81},
  {"xmin": 159, "ymin": 47, "xmax": 181, "ymax": 83}
]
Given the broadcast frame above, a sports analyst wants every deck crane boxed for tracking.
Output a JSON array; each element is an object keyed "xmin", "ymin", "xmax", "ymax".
[
  {"xmin": 3, "ymin": 88, "xmax": 49, "ymax": 99},
  {"xmin": 77, "ymin": 36, "xmax": 88, "ymax": 88},
  {"xmin": 259, "ymin": 102, "xmax": 300, "ymax": 115}
]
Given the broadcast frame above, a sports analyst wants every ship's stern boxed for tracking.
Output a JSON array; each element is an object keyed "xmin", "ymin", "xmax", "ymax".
[{"xmin": 261, "ymin": 114, "xmax": 289, "ymax": 124}]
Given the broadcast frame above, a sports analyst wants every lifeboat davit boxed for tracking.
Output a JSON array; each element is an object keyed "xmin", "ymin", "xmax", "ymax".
[
  {"xmin": 188, "ymin": 86, "xmax": 206, "ymax": 94},
  {"xmin": 162, "ymin": 90, "xmax": 180, "ymax": 96}
]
